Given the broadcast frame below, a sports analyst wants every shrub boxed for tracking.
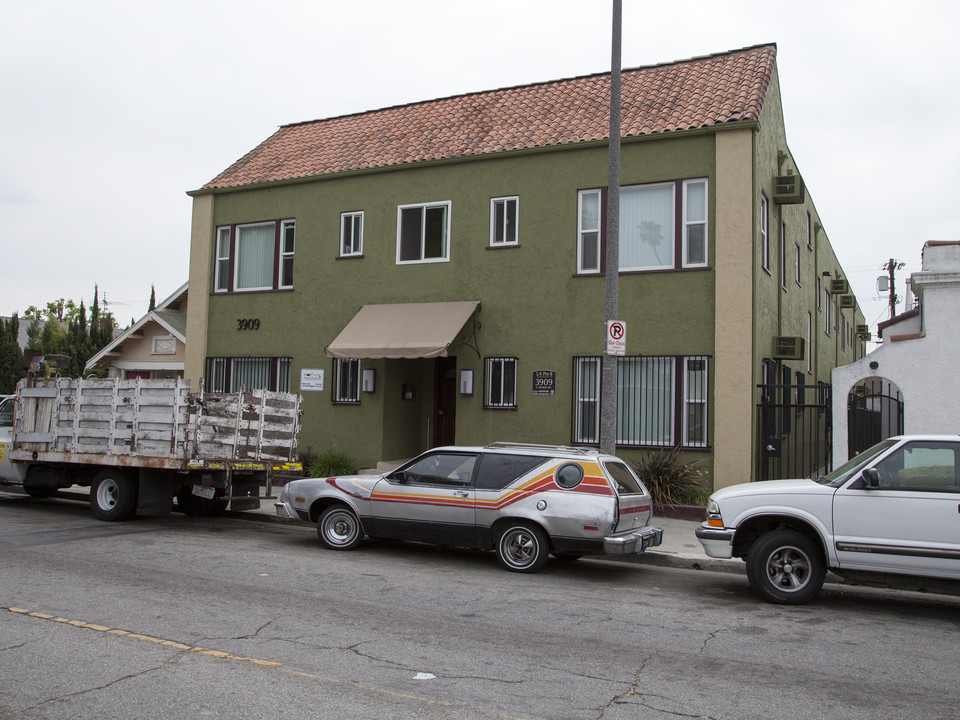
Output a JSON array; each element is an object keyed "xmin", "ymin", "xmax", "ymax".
[
  {"xmin": 309, "ymin": 448, "xmax": 359, "ymax": 477},
  {"xmin": 630, "ymin": 446, "xmax": 706, "ymax": 507}
]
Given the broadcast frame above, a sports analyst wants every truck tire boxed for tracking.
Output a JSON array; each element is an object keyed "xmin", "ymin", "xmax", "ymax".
[
  {"xmin": 90, "ymin": 470, "xmax": 138, "ymax": 521},
  {"xmin": 746, "ymin": 528, "xmax": 825, "ymax": 605},
  {"xmin": 176, "ymin": 487, "xmax": 229, "ymax": 517}
]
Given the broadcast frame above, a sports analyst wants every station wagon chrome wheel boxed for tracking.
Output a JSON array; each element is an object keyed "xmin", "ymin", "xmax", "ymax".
[
  {"xmin": 496, "ymin": 522, "xmax": 549, "ymax": 573},
  {"xmin": 317, "ymin": 504, "xmax": 363, "ymax": 550},
  {"xmin": 746, "ymin": 529, "xmax": 825, "ymax": 605}
]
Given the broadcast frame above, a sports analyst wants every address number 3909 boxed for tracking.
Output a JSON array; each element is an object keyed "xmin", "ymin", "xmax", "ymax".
[{"xmin": 237, "ymin": 319, "xmax": 261, "ymax": 330}]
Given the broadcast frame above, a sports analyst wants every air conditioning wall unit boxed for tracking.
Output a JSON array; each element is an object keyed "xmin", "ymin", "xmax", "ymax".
[
  {"xmin": 840, "ymin": 295, "xmax": 856, "ymax": 308},
  {"xmin": 830, "ymin": 278, "xmax": 849, "ymax": 294},
  {"xmin": 773, "ymin": 336, "xmax": 805, "ymax": 361},
  {"xmin": 855, "ymin": 324, "xmax": 870, "ymax": 335},
  {"xmin": 773, "ymin": 174, "xmax": 805, "ymax": 204}
]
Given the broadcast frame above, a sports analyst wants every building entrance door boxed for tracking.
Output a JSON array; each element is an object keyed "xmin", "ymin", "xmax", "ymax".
[{"xmin": 433, "ymin": 357, "xmax": 457, "ymax": 447}]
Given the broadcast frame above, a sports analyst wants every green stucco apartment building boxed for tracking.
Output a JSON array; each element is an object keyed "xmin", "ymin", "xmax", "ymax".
[{"xmin": 185, "ymin": 44, "xmax": 864, "ymax": 489}]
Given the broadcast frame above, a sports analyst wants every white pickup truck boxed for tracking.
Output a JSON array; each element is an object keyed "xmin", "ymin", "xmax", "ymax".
[
  {"xmin": 697, "ymin": 435, "xmax": 960, "ymax": 604},
  {"xmin": 0, "ymin": 378, "xmax": 301, "ymax": 520}
]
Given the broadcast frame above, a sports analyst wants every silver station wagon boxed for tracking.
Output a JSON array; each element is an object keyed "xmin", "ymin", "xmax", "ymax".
[{"xmin": 276, "ymin": 442, "xmax": 663, "ymax": 572}]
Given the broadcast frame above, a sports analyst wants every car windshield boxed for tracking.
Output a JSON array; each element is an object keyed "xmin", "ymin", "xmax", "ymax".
[{"xmin": 817, "ymin": 438, "xmax": 898, "ymax": 487}]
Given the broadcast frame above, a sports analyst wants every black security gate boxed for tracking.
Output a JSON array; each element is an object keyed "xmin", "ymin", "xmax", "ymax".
[
  {"xmin": 847, "ymin": 380, "xmax": 903, "ymax": 457},
  {"xmin": 756, "ymin": 381, "xmax": 832, "ymax": 481}
]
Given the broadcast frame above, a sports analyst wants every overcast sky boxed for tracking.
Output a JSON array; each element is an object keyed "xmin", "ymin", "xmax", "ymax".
[{"xmin": 2, "ymin": 0, "xmax": 957, "ymax": 339}]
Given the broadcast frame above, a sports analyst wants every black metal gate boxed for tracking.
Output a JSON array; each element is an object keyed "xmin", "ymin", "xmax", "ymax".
[
  {"xmin": 756, "ymin": 381, "xmax": 832, "ymax": 481},
  {"xmin": 847, "ymin": 380, "xmax": 904, "ymax": 457}
]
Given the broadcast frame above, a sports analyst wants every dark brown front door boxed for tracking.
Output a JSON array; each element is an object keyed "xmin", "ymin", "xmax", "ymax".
[{"xmin": 433, "ymin": 357, "xmax": 457, "ymax": 447}]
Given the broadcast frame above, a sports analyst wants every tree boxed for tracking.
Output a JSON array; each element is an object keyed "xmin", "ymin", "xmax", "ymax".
[
  {"xmin": 148, "ymin": 285, "xmax": 156, "ymax": 312},
  {"xmin": 0, "ymin": 314, "xmax": 25, "ymax": 393}
]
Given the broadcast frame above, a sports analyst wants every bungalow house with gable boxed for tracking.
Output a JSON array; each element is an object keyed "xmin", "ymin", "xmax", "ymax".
[
  {"xmin": 85, "ymin": 282, "xmax": 189, "ymax": 379},
  {"xmin": 185, "ymin": 43, "xmax": 865, "ymax": 489}
]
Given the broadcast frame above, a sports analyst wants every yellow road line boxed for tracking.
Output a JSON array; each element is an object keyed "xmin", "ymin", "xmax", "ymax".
[{"xmin": 5, "ymin": 606, "xmax": 282, "ymax": 667}]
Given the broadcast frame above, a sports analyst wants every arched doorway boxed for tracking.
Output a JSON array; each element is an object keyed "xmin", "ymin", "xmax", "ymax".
[{"xmin": 847, "ymin": 376, "xmax": 904, "ymax": 456}]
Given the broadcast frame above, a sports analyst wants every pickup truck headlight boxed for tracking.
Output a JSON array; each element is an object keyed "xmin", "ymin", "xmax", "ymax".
[{"xmin": 705, "ymin": 499, "xmax": 724, "ymax": 528}]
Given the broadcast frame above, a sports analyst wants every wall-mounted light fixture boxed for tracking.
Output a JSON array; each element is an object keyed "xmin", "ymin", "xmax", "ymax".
[
  {"xmin": 460, "ymin": 370, "xmax": 474, "ymax": 395},
  {"xmin": 362, "ymin": 369, "xmax": 376, "ymax": 393}
]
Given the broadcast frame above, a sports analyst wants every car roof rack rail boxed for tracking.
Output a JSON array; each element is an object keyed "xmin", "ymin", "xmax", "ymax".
[{"xmin": 484, "ymin": 441, "xmax": 600, "ymax": 456}]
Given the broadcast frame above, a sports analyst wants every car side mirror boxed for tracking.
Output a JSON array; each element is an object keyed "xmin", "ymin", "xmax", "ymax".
[{"xmin": 861, "ymin": 468, "xmax": 880, "ymax": 489}]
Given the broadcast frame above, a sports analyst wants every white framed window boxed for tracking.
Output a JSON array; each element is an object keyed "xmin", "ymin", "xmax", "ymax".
[
  {"xmin": 214, "ymin": 219, "xmax": 295, "ymax": 293},
  {"xmin": 760, "ymin": 193, "xmax": 770, "ymax": 272},
  {"xmin": 807, "ymin": 212, "xmax": 813, "ymax": 249},
  {"xmin": 577, "ymin": 190, "xmax": 602, "ymax": 273},
  {"xmin": 215, "ymin": 226, "xmax": 231, "ymax": 292},
  {"xmin": 807, "ymin": 312, "xmax": 813, "ymax": 373},
  {"xmin": 795, "ymin": 242, "xmax": 801, "ymax": 286},
  {"xmin": 682, "ymin": 357, "xmax": 708, "ymax": 448},
  {"xmin": 619, "ymin": 182, "xmax": 675, "ymax": 271},
  {"xmin": 340, "ymin": 211, "xmax": 363, "ymax": 257},
  {"xmin": 490, "ymin": 197, "xmax": 519, "ymax": 247},
  {"xmin": 152, "ymin": 336, "xmax": 176, "ymax": 355},
  {"xmin": 824, "ymin": 291, "xmax": 832, "ymax": 336},
  {"xmin": 682, "ymin": 179, "xmax": 708, "ymax": 268},
  {"xmin": 485, "ymin": 357, "xmax": 517, "ymax": 408},
  {"xmin": 334, "ymin": 358, "xmax": 361, "ymax": 403},
  {"xmin": 397, "ymin": 201, "xmax": 450, "ymax": 264},
  {"xmin": 780, "ymin": 222, "xmax": 787, "ymax": 290},
  {"xmin": 280, "ymin": 220, "xmax": 295, "ymax": 289}
]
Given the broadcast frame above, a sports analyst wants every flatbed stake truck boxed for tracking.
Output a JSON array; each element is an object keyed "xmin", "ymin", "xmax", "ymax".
[{"xmin": 0, "ymin": 377, "xmax": 302, "ymax": 521}]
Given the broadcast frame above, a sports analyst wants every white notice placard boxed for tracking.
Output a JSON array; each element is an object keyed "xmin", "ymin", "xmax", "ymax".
[
  {"xmin": 606, "ymin": 320, "xmax": 626, "ymax": 356},
  {"xmin": 300, "ymin": 369, "xmax": 325, "ymax": 391}
]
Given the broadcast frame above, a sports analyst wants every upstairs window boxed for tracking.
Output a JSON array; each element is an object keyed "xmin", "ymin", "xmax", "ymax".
[
  {"xmin": 490, "ymin": 197, "xmax": 519, "ymax": 247},
  {"xmin": 213, "ymin": 219, "xmax": 295, "ymax": 293},
  {"xmin": 397, "ymin": 202, "xmax": 450, "ymax": 263},
  {"xmin": 577, "ymin": 178, "xmax": 708, "ymax": 274},
  {"xmin": 340, "ymin": 211, "xmax": 363, "ymax": 257},
  {"xmin": 760, "ymin": 193, "xmax": 770, "ymax": 272}
]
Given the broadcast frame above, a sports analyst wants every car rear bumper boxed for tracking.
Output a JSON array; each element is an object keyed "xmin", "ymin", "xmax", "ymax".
[
  {"xmin": 603, "ymin": 525, "xmax": 663, "ymax": 555},
  {"xmin": 695, "ymin": 526, "xmax": 735, "ymax": 558}
]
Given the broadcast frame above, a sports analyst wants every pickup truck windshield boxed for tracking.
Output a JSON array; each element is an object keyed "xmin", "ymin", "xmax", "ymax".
[{"xmin": 817, "ymin": 438, "xmax": 897, "ymax": 487}]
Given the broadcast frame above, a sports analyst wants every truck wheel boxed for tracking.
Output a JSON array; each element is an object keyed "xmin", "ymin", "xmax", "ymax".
[
  {"xmin": 746, "ymin": 528, "xmax": 825, "ymax": 604},
  {"xmin": 496, "ymin": 521, "xmax": 549, "ymax": 573},
  {"xmin": 317, "ymin": 504, "xmax": 364, "ymax": 550},
  {"xmin": 177, "ymin": 488, "xmax": 229, "ymax": 517},
  {"xmin": 90, "ymin": 470, "xmax": 138, "ymax": 521}
]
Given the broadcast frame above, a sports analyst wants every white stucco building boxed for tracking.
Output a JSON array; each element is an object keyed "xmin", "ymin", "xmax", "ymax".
[{"xmin": 832, "ymin": 241, "xmax": 960, "ymax": 463}]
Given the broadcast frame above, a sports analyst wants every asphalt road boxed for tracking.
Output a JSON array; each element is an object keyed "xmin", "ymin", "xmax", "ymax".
[{"xmin": 1, "ymin": 492, "xmax": 959, "ymax": 720}]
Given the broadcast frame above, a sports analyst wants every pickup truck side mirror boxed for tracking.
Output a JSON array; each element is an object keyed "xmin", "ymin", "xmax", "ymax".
[{"xmin": 861, "ymin": 468, "xmax": 880, "ymax": 489}]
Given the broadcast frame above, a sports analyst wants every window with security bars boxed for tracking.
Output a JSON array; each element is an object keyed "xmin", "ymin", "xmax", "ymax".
[
  {"xmin": 206, "ymin": 357, "xmax": 291, "ymax": 393},
  {"xmin": 485, "ymin": 357, "xmax": 517, "ymax": 408},
  {"xmin": 333, "ymin": 358, "xmax": 361, "ymax": 404},
  {"xmin": 572, "ymin": 355, "xmax": 710, "ymax": 448}
]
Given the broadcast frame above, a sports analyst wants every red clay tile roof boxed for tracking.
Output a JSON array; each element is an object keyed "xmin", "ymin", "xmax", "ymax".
[{"xmin": 201, "ymin": 43, "xmax": 776, "ymax": 191}]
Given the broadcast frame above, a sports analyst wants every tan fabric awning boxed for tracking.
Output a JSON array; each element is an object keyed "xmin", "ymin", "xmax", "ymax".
[{"xmin": 325, "ymin": 301, "xmax": 480, "ymax": 359}]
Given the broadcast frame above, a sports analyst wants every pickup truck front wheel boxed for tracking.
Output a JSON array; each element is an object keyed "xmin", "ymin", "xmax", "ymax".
[{"xmin": 746, "ymin": 529, "xmax": 825, "ymax": 605}]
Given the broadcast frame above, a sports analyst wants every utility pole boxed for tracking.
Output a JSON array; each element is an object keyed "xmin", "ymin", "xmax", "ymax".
[
  {"xmin": 599, "ymin": 0, "xmax": 622, "ymax": 455},
  {"xmin": 883, "ymin": 258, "xmax": 905, "ymax": 319}
]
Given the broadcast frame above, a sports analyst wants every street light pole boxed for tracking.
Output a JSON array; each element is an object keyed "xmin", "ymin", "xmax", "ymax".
[{"xmin": 599, "ymin": 0, "xmax": 622, "ymax": 455}]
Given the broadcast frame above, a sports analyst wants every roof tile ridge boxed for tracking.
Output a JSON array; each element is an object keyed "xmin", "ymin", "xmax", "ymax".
[{"xmin": 279, "ymin": 42, "xmax": 778, "ymax": 132}]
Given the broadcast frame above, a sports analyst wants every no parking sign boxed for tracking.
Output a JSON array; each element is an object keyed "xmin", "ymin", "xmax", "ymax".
[{"xmin": 606, "ymin": 320, "xmax": 626, "ymax": 356}]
